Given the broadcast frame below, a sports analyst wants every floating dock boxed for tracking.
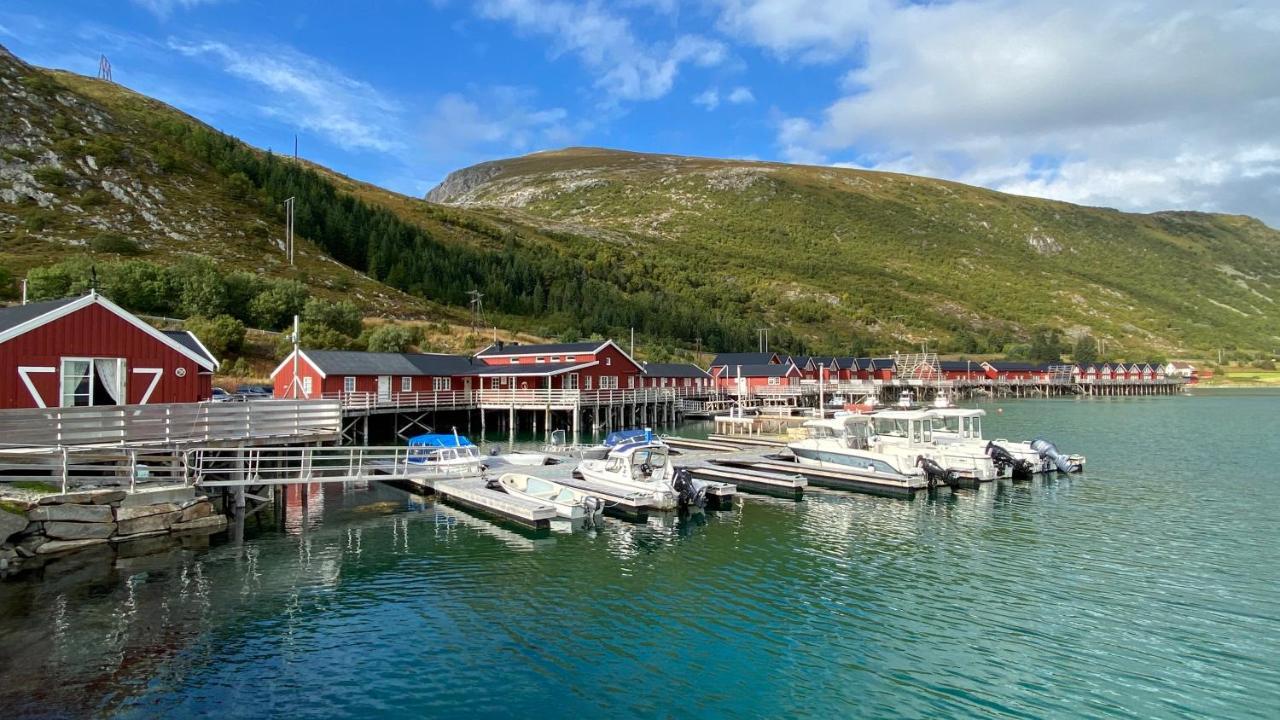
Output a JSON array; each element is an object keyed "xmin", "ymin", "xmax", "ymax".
[
  {"xmin": 399, "ymin": 475, "xmax": 557, "ymax": 530},
  {"xmin": 688, "ymin": 464, "xmax": 806, "ymax": 499},
  {"xmin": 707, "ymin": 434, "xmax": 789, "ymax": 448},
  {"xmin": 710, "ymin": 457, "xmax": 928, "ymax": 499},
  {"xmin": 661, "ymin": 436, "xmax": 741, "ymax": 452}
]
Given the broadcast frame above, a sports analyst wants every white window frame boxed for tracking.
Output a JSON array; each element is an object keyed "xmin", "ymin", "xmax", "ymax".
[
  {"xmin": 59, "ymin": 357, "xmax": 126, "ymax": 408},
  {"xmin": 605, "ymin": 357, "xmax": 612, "ymax": 366},
  {"xmin": 401, "ymin": 376, "xmax": 413, "ymax": 393},
  {"xmin": 550, "ymin": 356, "xmax": 559, "ymax": 363},
  {"xmin": 343, "ymin": 376, "xmax": 356, "ymax": 393},
  {"xmin": 433, "ymin": 377, "xmax": 452, "ymax": 392},
  {"xmin": 536, "ymin": 356, "xmax": 546, "ymax": 364},
  {"xmin": 628, "ymin": 375, "xmax": 635, "ymax": 389},
  {"xmin": 600, "ymin": 376, "xmax": 618, "ymax": 390},
  {"xmin": 768, "ymin": 376, "xmax": 780, "ymax": 385},
  {"xmin": 509, "ymin": 358, "xmax": 519, "ymax": 364},
  {"xmin": 564, "ymin": 356, "xmax": 575, "ymax": 363},
  {"xmin": 584, "ymin": 375, "xmax": 593, "ymax": 390},
  {"xmin": 303, "ymin": 376, "xmax": 314, "ymax": 396}
]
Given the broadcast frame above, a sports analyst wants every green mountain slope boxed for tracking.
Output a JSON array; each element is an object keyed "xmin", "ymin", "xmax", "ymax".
[{"xmin": 427, "ymin": 148, "xmax": 1280, "ymax": 357}]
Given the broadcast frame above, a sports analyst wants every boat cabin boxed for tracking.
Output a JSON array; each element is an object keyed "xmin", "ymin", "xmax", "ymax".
[
  {"xmin": 406, "ymin": 433, "xmax": 483, "ymax": 471},
  {"xmin": 802, "ymin": 416, "xmax": 875, "ymax": 450},
  {"xmin": 869, "ymin": 409, "xmax": 937, "ymax": 446},
  {"xmin": 603, "ymin": 441, "xmax": 671, "ymax": 483},
  {"xmin": 928, "ymin": 407, "xmax": 986, "ymax": 440}
]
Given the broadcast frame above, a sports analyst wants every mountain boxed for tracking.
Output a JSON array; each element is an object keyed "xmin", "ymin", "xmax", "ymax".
[{"xmin": 426, "ymin": 147, "xmax": 1280, "ymax": 357}]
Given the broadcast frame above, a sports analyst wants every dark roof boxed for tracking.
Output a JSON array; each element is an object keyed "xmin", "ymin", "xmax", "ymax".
[
  {"xmin": 790, "ymin": 355, "xmax": 815, "ymax": 369},
  {"xmin": 643, "ymin": 363, "xmax": 711, "ymax": 379},
  {"xmin": 475, "ymin": 341, "xmax": 603, "ymax": 357},
  {"xmin": 938, "ymin": 360, "xmax": 980, "ymax": 371},
  {"xmin": 833, "ymin": 357, "xmax": 858, "ymax": 370},
  {"xmin": 987, "ymin": 361, "xmax": 1037, "ymax": 371},
  {"xmin": 709, "ymin": 352, "xmax": 779, "ymax": 367},
  {"xmin": 468, "ymin": 361, "xmax": 592, "ymax": 376},
  {"xmin": 303, "ymin": 350, "xmax": 476, "ymax": 376},
  {"xmin": 163, "ymin": 330, "xmax": 217, "ymax": 366},
  {"xmin": 811, "ymin": 356, "xmax": 836, "ymax": 367},
  {"xmin": 729, "ymin": 363, "xmax": 796, "ymax": 377},
  {"xmin": 0, "ymin": 297, "xmax": 80, "ymax": 333}
]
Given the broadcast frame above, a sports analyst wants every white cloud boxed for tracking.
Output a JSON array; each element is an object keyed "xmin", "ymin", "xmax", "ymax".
[
  {"xmin": 132, "ymin": 0, "xmax": 225, "ymax": 20},
  {"xmin": 477, "ymin": 0, "xmax": 726, "ymax": 101},
  {"xmin": 693, "ymin": 87, "xmax": 720, "ymax": 110},
  {"xmin": 168, "ymin": 40, "xmax": 404, "ymax": 153},
  {"xmin": 722, "ymin": 0, "xmax": 1280, "ymax": 224},
  {"xmin": 726, "ymin": 86, "xmax": 754, "ymax": 104},
  {"xmin": 422, "ymin": 86, "xmax": 575, "ymax": 154}
]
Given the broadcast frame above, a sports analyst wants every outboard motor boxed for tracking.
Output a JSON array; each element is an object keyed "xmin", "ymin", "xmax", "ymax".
[
  {"xmin": 671, "ymin": 467, "xmax": 707, "ymax": 509},
  {"xmin": 916, "ymin": 455, "xmax": 959, "ymax": 489},
  {"xmin": 1030, "ymin": 438, "xmax": 1082, "ymax": 473},
  {"xmin": 985, "ymin": 441, "xmax": 1034, "ymax": 478}
]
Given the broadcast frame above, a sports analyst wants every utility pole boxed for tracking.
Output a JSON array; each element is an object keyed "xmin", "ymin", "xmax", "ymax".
[
  {"xmin": 20, "ymin": 279, "xmax": 27, "ymax": 305},
  {"xmin": 97, "ymin": 55, "xmax": 112, "ymax": 82},
  {"xmin": 294, "ymin": 134, "xmax": 298, "ymax": 162},
  {"xmin": 283, "ymin": 197, "xmax": 296, "ymax": 265},
  {"xmin": 467, "ymin": 290, "xmax": 484, "ymax": 332},
  {"xmin": 630, "ymin": 327, "xmax": 635, "ymax": 357}
]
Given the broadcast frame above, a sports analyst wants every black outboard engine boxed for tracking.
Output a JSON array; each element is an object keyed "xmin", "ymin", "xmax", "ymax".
[
  {"xmin": 916, "ymin": 455, "xmax": 959, "ymax": 489},
  {"xmin": 985, "ymin": 441, "xmax": 1034, "ymax": 478},
  {"xmin": 1030, "ymin": 438, "xmax": 1082, "ymax": 473},
  {"xmin": 671, "ymin": 467, "xmax": 707, "ymax": 509}
]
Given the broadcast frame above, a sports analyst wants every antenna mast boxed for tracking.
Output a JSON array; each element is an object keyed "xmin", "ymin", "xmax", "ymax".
[{"xmin": 97, "ymin": 55, "xmax": 113, "ymax": 82}]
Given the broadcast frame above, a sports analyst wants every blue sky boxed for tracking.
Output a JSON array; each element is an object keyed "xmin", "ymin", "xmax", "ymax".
[{"xmin": 2, "ymin": 1, "xmax": 1277, "ymax": 224}]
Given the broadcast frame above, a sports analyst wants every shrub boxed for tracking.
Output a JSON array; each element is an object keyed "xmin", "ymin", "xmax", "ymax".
[
  {"xmin": 78, "ymin": 188, "xmax": 110, "ymax": 207},
  {"xmin": 363, "ymin": 323, "xmax": 421, "ymax": 353},
  {"xmin": 184, "ymin": 315, "xmax": 246, "ymax": 358},
  {"xmin": 32, "ymin": 165, "xmax": 69, "ymax": 188},
  {"xmin": 302, "ymin": 298, "xmax": 363, "ymax": 338},
  {"xmin": 165, "ymin": 257, "xmax": 228, "ymax": 318},
  {"xmin": 89, "ymin": 233, "xmax": 143, "ymax": 255},
  {"xmin": 102, "ymin": 260, "xmax": 169, "ymax": 313},
  {"xmin": 248, "ymin": 279, "xmax": 308, "ymax": 330}
]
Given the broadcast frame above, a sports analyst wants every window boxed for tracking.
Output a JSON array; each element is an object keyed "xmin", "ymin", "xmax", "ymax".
[
  {"xmin": 401, "ymin": 376, "xmax": 413, "ymax": 393},
  {"xmin": 509, "ymin": 358, "xmax": 518, "ymax": 364},
  {"xmin": 550, "ymin": 356, "xmax": 559, "ymax": 363},
  {"xmin": 303, "ymin": 376, "xmax": 313, "ymax": 395},
  {"xmin": 433, "ymin": 377, "xmax": 452, "ymax": 392},
  {"xmin": 536, "ymin": 356, "xmax": 546, "ymax": 363},
  {"xmin": 605, "ymin": 357, "xmax": 612, "ymax": 366},
  {"xmin": 344, "ymin": 376, "xmax": 356, "ymax": 393},
  {"xmin": 684, "ymin": 378, "xmax": 691, "ymax": 387},
  {"xmin": 584, "ymin": 376, "xmax": 593, "ymax": 390},
  {"xmin": 768, "ymin": 376, "xmax": 780, "ymax": 385},
  {"xmin": 60, "ymin": 358, "xmax": 125, "ymax": 407},
  {"xmin": 564, "ymin": 355, "xmax": 575, "ymax": 363},
  {"xmin": 600, "ymin": 376, "xmax": 618, "ymax": 389},
  {"xmin": 628, "ymin": 376, "xmax": 635, "ymax": 388}
]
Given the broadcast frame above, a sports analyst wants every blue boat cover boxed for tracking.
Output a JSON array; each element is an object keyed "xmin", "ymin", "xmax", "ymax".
[
  {"xmin": 407, "ymin": 433, "xmax": 475, "ymax": 448},
  {"xmin": 604, "ymin": 428, "xmax": 652, "ymax": 446}
]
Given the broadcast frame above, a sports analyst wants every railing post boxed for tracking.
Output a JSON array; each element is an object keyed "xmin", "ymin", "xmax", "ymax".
[
  {"xmin": 128, "ymin": 449, "xmax": 137, "ymax": 493},
  {"xmin": 60, "ymin": 446, "xmax": 68, "ymax": 494}
]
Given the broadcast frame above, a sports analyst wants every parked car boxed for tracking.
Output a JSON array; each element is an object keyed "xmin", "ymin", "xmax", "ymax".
[
  {"xmin": 236, "ymin": 384, "xmax": 273, "ymax": 401},
  {"xmin": 210, "ymin": 387, "xmax": 236, "ymax": 402}
]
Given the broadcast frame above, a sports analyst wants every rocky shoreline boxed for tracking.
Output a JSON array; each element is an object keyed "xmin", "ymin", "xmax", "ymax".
[{"xmin": 0, "ymin": 487, "xmax": 227, "ymax": 577}]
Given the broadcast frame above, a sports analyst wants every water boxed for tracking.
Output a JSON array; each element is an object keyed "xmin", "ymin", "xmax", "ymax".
[{"xmin": 2, "ymin": 392, "xmax": 1279, "ymax": 719}]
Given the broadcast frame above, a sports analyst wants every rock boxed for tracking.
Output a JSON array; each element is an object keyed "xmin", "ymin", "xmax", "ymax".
[
  {"xmin": 0, "ymin": 508, "xmax": 26, "ymax": 545},
  {"xmin": 91, "ymin": 490, "xmax": 127, "ymax": 505},
  {"xmin": 45, "ymin": 520, "xmax": 116, "ymax": 540},
  {"xmin": 116, "ymin": 509, "xmax": 181, "ymax": 536},
  {"xmin": 119, "ymin": 487, "xmax": 195, "ymax": 508},
  {"xmin": 21, "ymin": 520, "xmax": 44, "ymax": 536},
  {"xmin": 115, "ymin": 502, "xmax": 181, "ymax": 522},
  {"xmin": 36, "ymin": 538, "xmax": 109, "ymax": 555},
  {"xmin": 110, "ymin": 529, "xmax": 170, "ymax": 543},
  {"xmin": 16, "ymin": 535, "xmax": 47, "ymax": 556},
  {"xmin": 28, "ymin": 504, "xmax": 114, "ymax": 523},
  {"xmin": 171, "ymin": 515, "xmax": 227, "ymax": 534},
  {"xmin": 179, "ymin": 501, "xmax": 213, "ymax": 523}
]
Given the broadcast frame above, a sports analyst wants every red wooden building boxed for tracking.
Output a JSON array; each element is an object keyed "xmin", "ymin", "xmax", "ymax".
[
  {"xmin": 472, "ymin": 340, "xmax": 645, "ymax": 390},
  {"xmin": 271, "ymin": 349, "xmax": 477, "ymax": 399},
  {"xmin": 718, "ymin": 362, "xmax": 803, "ymax": 392},
  {"xmin": 640, "ymin": 362, "xmax": 713, "ymax": 390},
  {"xmin": 0, "ymin": 292, "xmax": 218, "ymax": 409}
]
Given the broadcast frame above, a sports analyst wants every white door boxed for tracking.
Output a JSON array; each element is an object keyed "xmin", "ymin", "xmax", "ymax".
[
  {"xmin": 377, "ymin": 375, "xmax": 391, "ymax": 400},
  {"xmin": 567, "ymin": 373, "xmax": 579, "ymax": 390}
]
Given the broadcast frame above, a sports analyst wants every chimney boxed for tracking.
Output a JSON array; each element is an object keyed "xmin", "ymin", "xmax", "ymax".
[{"xmin": 496, "ymin": 340, "xmax": 504, "ymax": 351}]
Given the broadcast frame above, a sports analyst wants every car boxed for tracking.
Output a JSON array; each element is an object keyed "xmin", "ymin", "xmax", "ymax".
[
  {"xmin": 210, "ymin": 387, "xmax": 237, "ymax": 402},
  {"xmin": 236, "ymin": 384, "xmax": 273, "ymax": 401}
]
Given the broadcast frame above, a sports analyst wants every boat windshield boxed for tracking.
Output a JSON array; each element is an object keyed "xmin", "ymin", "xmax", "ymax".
[
  {"xmin": 805, "ymin": 425, "xmax": 838, "ymax": 440},
  {"xmin": 631, "ymin": 448, "xmax": 668, "ymax": 472},
  {"xmin": 874, "ymin": 417, "xmax": 931, "ymax": 444}
]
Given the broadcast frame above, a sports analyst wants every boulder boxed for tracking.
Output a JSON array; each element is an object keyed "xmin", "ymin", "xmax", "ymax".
[
  {"xmin": 0, "ymin": 508, "xmax": 27, "ymax": 545},
  {"xmin": 29, "ymin": 504, "xmax": 114, "ymax": 523},
  {"xmin": 16, "ymin": 535, "xmax": 47, "ymax": 557},
  {"xmin": 45, "ymin": 520, "xmax": 116, "ymax": 540},
  {"xmin": 119, "ymin": 487, "xmax": 195, "ymax": 508},
  {"xmin": 39, "ymin": 491, "xmax": 97, "ymax": 505},
  {"xmin": 111, "ymin": 529, "xmax": 170, "ymax": 543},
  {"xmin": 171, "ymin": 515, "xmax": 227, "ymax": 534},
  {"xmin": 91, "ymin": 490, "xmax": 127, "ymax": 505},
  {"xmin": 116, "ymin": 509, "xmax": 181, "ymax": 536},
  {"xmin": 36, "ymin": 538, "xmax": 109, "ymax": 555},
  {"xmin": 179, "ymin": 501, "xmax": 213, "ymax": 523},
  {"xmin": 115, "ymin": 502, "xmax": 181, "ymax": 522}
]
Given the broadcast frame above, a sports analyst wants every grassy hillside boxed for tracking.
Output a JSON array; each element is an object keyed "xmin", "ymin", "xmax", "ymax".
[{"xmin": 428, "ymin": 148, "xmax": 1280, "ymax": 358}]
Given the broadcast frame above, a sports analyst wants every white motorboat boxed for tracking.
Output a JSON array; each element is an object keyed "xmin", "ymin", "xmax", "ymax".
[
  {"xmin": 406, "ymin": 432, "xmax": 485, "ymax": 478},
  {"xmin": 496, "ymin": 473, "xmax": 602, "ymax": 520},
  {"xmin": 575, "ymin": 440, "xmax": 702, "ymax": 510},
  {"xmin": 927, "ymin": 408, "xmax": 1086, "ymax": 476},
  {"xmin": 787, "ymin": 415, "xmax": 928, "ymax": 484},
  {"xmin": 485, "ymin": 449, "xmax": 557, "ymax": 467},
  {"xmin": 867, "ymin": 409, "xmax": 999, "ymax": 482}
]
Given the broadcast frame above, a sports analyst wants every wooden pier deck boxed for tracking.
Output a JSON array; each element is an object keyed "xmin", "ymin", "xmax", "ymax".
[{"xmin": 710, "ymin": 457, "xmax": 929, "ymax": 498}]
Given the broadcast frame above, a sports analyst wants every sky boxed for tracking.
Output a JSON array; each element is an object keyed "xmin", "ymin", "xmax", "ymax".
[{"xmin": 2, "ymin": 0, "xmax": 1278, "ymax": 226}]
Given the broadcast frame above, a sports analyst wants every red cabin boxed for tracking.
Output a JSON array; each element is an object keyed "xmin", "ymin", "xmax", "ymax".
[
  {"xmin": 271, "ymin": 349, "xmax": 477, "ymax": 400},
  {"xmin": 0, "ymin": 292, "xmax": 218, "ymax": 409},
  {"xmin": 472, "ymin": 340, "xmax": 644, "ymax": 391},
  {"xmin": 641, "ymin": 362, "xmax": 713, "ymax": 391}
]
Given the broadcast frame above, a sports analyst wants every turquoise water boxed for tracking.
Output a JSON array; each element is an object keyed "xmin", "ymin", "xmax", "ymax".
[{"xmin": 2, "ymin": 392, "xmax": 1278, "ymax": 718}]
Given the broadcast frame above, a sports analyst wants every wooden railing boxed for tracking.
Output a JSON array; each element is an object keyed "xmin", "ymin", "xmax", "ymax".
[
  {"xmin": 0, "ymin": 399, "xmax": 342, "ymax": 450},
  {"xmin": 321, "ymin": 385, "xmax": 716, "ymax": 412}
]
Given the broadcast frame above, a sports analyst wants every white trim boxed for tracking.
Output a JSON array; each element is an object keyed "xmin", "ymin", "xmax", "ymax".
[
  {"xmin": 269, "ymin": 349, "xmax": 327, "ymax": 379},
  {"xmin": 17, "ymin": 366, "xmax": 54, "ymax": 408},
  {"xmin": 472, "ymin": 360, "xmax": 599, "ymax": 378},
  {"xmin": 180, "ymin": 330, "xmax": 221, "ymax": 371},
  {"xmin": 133, "ymin": 367, "xmax": 163, "ymax": 404},
  {"xmin": 476, "ymin": 342, "xmax": 606, "ymax": 359},
  {"xmin": 0, "ymin": 293, "xmax": 216, "ymax": 371}
]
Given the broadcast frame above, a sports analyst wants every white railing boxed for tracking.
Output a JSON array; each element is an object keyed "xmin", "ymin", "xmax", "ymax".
[
  {"xmin": 321, "ymin": 390, "xmax": 475, "ymax": 411},
  {"xmin": 319, "ymin": 385, "xmax": 716, "ymax": 411},
  {"xmin": 184, "ymin": 446, "xmax": 480, "ymax": 486},
  {"xmin": 0, "ymin": 447, "xmax": 189, "ymax": 493},
  {"xmin": 0, "ymin": 400, "xmax": 342, "ymax": 450}
]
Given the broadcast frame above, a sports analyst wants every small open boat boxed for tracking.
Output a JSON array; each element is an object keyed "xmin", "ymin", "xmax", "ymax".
[{"xmin": 497, "ymin": 473, "xmax": 603, "ymax": 520}]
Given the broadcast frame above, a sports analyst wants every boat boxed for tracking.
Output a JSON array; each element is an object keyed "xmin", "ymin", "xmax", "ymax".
[
  {"xmin": 543, "ymin": 428, "xmax": 661, "ymax": 460},
  {"xmin": 405, "ymin": 432, "xmax": 485, "ymax": 478},
  {"xmin": 786, "ymin": 415, "xmax": 928, "ymax": 485},
  {"xmin": 574, "ymin": 440, "xmax": 705, "ymax": 510},
  {"xmin": 926, "ymin": 408, "xmax": 1086, "ymax": 476},
  {"xmin": 496, "ymin": 473, "xmax": 602, "ymax": 520},
  {"xmin": 484, "ymin": 448, "xmax": 558, "ymax": 467},
  {"xmin": 866, "ymin": 409, "xmax": 999, "ymax": 482}
]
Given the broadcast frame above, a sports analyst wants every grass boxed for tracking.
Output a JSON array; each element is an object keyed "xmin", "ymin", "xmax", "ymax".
[
  {"xmin": 0, "ymin": 499, "xmax": 29, "ymax": 516},
  {"xmin": 1219, "ymin": 370, "xmax": 1280, "ymax": 385},
  {"xmin": 12, "ymin": 481, "xmax": 60, "ymax": 494}
]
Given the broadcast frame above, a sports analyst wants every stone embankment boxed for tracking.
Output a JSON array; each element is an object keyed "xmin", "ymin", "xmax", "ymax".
[{"xmin": 0, "ymin": 487, "xmax": 226, "ymax": 576}]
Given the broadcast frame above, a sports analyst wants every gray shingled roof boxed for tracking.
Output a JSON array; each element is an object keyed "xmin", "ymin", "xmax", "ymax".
[
  {"xmin": 469, "ymin": 361, "xmax": 592, "ymax": 376},
  {"xmin": 303, "ymin": 350, "xmax": 476, "ymax": 376},
  {"xmin": 709, "ymin": 352, "xmax": 778, "ymax": 367},
  {"xmin": 163, "ymin": 330, "xmax": 218, "ymax": 366},
  {"xmin": 475, "ymin": 341, "xmax": 604, "ymax": 357},
  {"xmin": 723, "ymin": 363, "xmax": 795, "ymax": 377},
  {"xmin": 643, "ymin": 362, "xmax": 711, "ymax": 378},
  {"xmin": 0, "ymin": 297, "xmax": 80, "ymax": 333}
]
